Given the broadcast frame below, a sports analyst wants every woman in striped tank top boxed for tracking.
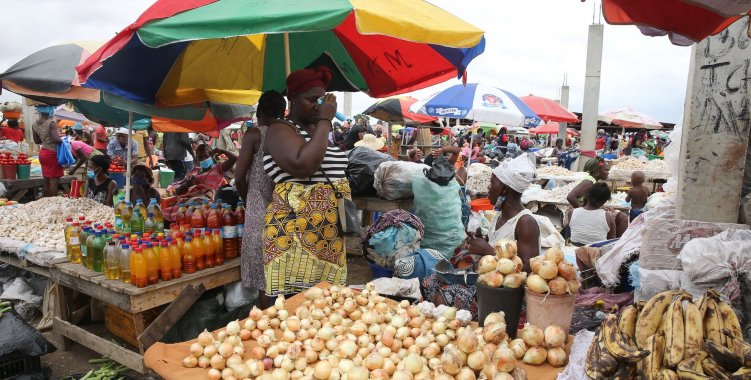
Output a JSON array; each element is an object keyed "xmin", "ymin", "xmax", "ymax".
[{"xmin": 261, "ymin": 67, "xmax": 350, "ymax": 295}]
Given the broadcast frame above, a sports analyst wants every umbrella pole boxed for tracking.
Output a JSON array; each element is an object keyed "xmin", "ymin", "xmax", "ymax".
[
  {"xmin": 126, "ymin": 112, "xmax": 133, "ymax": 202},
  {"xmin": 284, "ymin": 32, "xmax": 291, "ymax": 77}
]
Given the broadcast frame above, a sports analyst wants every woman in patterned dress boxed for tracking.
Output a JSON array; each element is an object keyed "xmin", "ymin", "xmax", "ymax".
[
  {"xmin": 261, "ymin": 67, "xmax": 350, "ymax": 296},
  {"xmin": 235, "ymin": 90, "xmax": 286, "ymax": 308}
]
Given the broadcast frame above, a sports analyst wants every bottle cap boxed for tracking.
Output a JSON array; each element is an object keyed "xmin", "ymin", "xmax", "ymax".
[{"xmin": 121, "ymin": 244, "xmax": 130, "ymax": 249}]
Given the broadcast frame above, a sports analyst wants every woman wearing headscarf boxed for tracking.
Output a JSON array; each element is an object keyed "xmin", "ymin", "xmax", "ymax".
[
  {"xmin": 31, "ymin": 105, "xmax": 63, "ymax": 197},
  {"xmin": 235, "ymin": 90, "xmax": 286, "ymax": 308},
  {"xmin": 566, "ymin": 157, "xmax": 628, "ymax": 236},
  {"xmin": 262, "ymin": 67, "xmax": 350, "ymax": 296},
  {"xmin": 466, "ymin": 155, "xmax": 540, "ymax": 271},
  {"xmin": 339, "ymin": 123, "xmax": 368, "ymax": 151}
]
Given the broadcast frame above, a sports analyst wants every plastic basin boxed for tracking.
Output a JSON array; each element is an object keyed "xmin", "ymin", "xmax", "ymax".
[
  {"xmin": 476, "ymin": 283, "xmax": 524, "ymax": 338},
  {"xmin": 524, "ymin": 287, "xmax": 576, "ymax": 334}
]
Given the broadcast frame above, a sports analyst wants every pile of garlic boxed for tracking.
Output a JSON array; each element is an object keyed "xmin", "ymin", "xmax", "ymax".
[
  {"xmin": 465, "ymin": 163, "xmax": 493, "ymax": 195},
  {"xmin": 611, "ymin": 156, "xmax": 646, "ymax": 171},
  {"xmin": 535, "ymin": 166, "xmax": 576, "ymax": 177},
  {"xmin": 184, "ymin": 284, "xmax": 529, "ymax": 380},
  {"xmin": 0, "ymin": 197, "xmax": 114, "ymax": 251}
]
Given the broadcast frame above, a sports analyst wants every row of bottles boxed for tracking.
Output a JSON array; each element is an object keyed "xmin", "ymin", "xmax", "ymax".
[
  {"xmin": 65, "ymin": 217, "xmax": 241, "ymax": 288},
  {"xmin": 114, "ymin": 197, "xmax": 166, "ymax": 234}
]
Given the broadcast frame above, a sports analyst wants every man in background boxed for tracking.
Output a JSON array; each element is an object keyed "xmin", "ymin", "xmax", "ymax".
[{"xmin": 163, "ymin": 132, "xmax": 194, "ymax": 181}]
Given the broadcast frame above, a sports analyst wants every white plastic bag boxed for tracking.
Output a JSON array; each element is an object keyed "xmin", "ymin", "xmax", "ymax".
[
  {"xmin": 532, "ymin": 214, "xmax": 565, "ymax": 248},
  {"xmin": 373, "ymin": 161, "xmax": 429, "ymax": 200},
  {"xmin": 678, "ymin": 229, "xmax": 751, "ymax": 286},
  {"xmin": 636, "ymin": 268, "xmax": 682, "ymax": 300}
]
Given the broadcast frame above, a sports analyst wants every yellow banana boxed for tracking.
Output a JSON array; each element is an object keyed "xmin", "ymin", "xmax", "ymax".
[
  {"xmin": 731, "ymin": 366, "xmax": 751, "ymax": 379},
  {"xmin": 684, "ymin": 300, "xmax": 704, "ymax": 361},
  {"xmin": 722, "ymin": 329, "xmax": 751, "ymax": 367},
  {"xmin": 612, "ymin": 362, "xmax": 637, "ymax": 380},
  {"xmin": 717, "ymin": 300, "xmax": 743, "ymax": 349},
  {"xmin": 603, "ymin": 313, "xmax": 651, "ymax": 362},
  {"xmin": 619, "ymin": 304, "xmax": 638, "ymax": 341},
  {"xmin": 677, "ymin": 351, "xmax": 711, "ymax": 380},
  {"xmin": 659, "ymin": 368, "xmax": 679, "ymax": 380},
  {"xmin": 636, "ymin": 290, "xmax": 679, "ymax": 349},
  {"xmin": 704, "ymin": 298, "xmax": 724, "ymax": 346},
  {"xmin": 642, "ymin": 332, "xmax": 665, "ymax": 380},
  {"xmin": 585, "ymin": 328, "xmax": 618, "ymax": 379},
  {"xmin": 702, "ymin": 357, "xmax": 731, "ymax": 380},
  {"xmin": 665, "ymin": 300, "xmax": 686, "ymax": 368}
]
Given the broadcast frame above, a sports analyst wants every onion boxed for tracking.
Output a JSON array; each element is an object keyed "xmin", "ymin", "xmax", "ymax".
[
  {"xmin": 530, "ymin": 256, "xmax": 544, "ymax": 274},
  {"xmin": 494, "ymin": 240, "xmax": 517, "ymax": 259},
  {"xmin": 544, "ymin": 246, "xmax": 564, "ymax": 264},
  {"xmin": 483, "ymin": 322, "xmax": 508, "ymax": 345},
  {"xmin": 239, "ymin": 329, "xmax": 252, "ymax": 341},
  {"xmin": 467, "ymin": 350, "xmax": 486, "ymax": 370},
  {"xmin": 509, "ymin": 339, "xmax": 527, "ymax": 359},
  {"xmin": 432, "ymin": 321, "xmax": 447, "ymax": 335},
  {"xmin": 456, "ymin": 324, "xmax": 478, "ymax": 354},
  {"xmin": 198, "ymin": 355, "xmax": 211, "ymax": 368},
  {"xmin": 249, "ymin": 306, "xmax": 263, "ymax": 321},
  {"xmin": 484, "ymin": 312, "xmax": 506, "ymax": 326},
  {"xmin": 435, "ymin": 333, "xmax": 449, "ymax": 347},
  {"xmin": 226, "ymin": 320, "xmax": 240, "ymax": 336},
  {"xmin": 251, "ymin": 329, "xmax": 263, "ymax": 340},
  {"xmin": 496, "ymin": 258, "xmax": 516, "ymax": 275},
  {"xmin": 247, "ymin": 360, "xmax": 265, "ymax": 377},
  {"xmin": 231, "ymin": 363, "xmax": 250, "ymax": 379},
  {"xmin": 203, "ymin": 344, "xmax": 217, "ymax": 358},
  {"xmin": 244, "ymin": 319, "xmax": 255, "ymax": 331},
  {"xmin": 443, "ymin": 307, "xmax": 457, "ymax": 320},
  {"xmin": 523, "ymin": 346, "xmax": 547, "ymax": 365},
  {"xmin": 544, "ymin": 325, "xmax": 567, "ymax": 348},
  {"xmin": 547, "ymin": 347, "xmax": 568, "ymax": 367},
  {"xmin": 318, "ymin": 326, "xmax": 334, "ymax": 340},
  {"xmin": 512, "ymin": 255, "xmax": 523, "ymax": 273},
  {"xmin": 568, "ymin": 279, "xmax": 581, "ymax": 294},
  {"xmin": 257, "ymin": 318, "xmax": 270, "ymax": 331},
  {"xmin": 478, "ymin": 271, "xmax": 504, "ymax": 288},
  {"xmin": 313, "ymin": 360, "xmax": 332, "ymax": 379},
  {"xmin": 339, "ymin": 340, "xmax": 358, "ymax": 359},
  {"xmin": 364, "ymin": 353, "xmax": 384, "ymax": 371},
  {"xmin": 502, "ymin": 272, "xmax": 526, "ymax": 289},
  {"xmin": 232, "ymin": 345, "xmax": 244, "ymax": 356},
  {"xmin": 247, "ymin": 346, "xmax": 264, "ymax": 360},
  {"xmin": 348, "ymin": 365, "xmax": 369, "ymax": 380},
  {"xmin": 190, "ymin": 342, "xmax": 204, "ymax": 357},
  {"xmin": 478, "ymin": 255, "xmax": 498, "ymax": 274},
  {"xmin": 403, "ymin": 353, "xmax": 423, "ymax": 374},
  {"xmin": 537, "ymin": 260, "xmax": 558, "ymax": 280},
  {"xmin": 557, "ymin": 261, "xmax": 576, "ymax": 281},
  {"xmin": 207, "ymin": 368, "xmax": 222, "ymax": 380},
  {"xmin": 495, "ymin": 372, "xmax": 514, "ymax": 380},
  {"xmin": 548, "ymin": 276, "xmax": 570, "ymax": 295},
  {"xmin": 456, "ymin": 367, "xmax": 477, "ymax": 380},
  {"xmin": 440, "ymin": 344, "xmax": 463, "ymax": 375},
  {"xmin": 526, "ymin": 274, "xmax": 550, "ymax": 294},
  {"xmin": 226, "ymin": 354, "xmax": 243, "ymax": 368},
  {"xmin": 257, "ymin": 334, "xmax": 273, "ymax": 348},
  {"xmin": 392, "ymin": 369, "xmax": 414, "ymax": 380},
  {"xmin": 271, "ymin": 368, "xmax": 289, "ymax": 380},
  {"xmin": 182, "ymin": 355, "xmax": 197, "ymax": 368},
  {"xmin": 482, "ymin": 343, "xmax": 497, "ymax": 362},
  {"xmin": 198, "ymin": 329, "xmax": 214, "ymax": 347},
  {"xmin": 266, "ymin": 306, "xmax": 278, "ymax": 318},
  {"xmin": 226, "ymin": 335, "xmax": 242, "ymax": 347},
  {"xmin": 222, "ymin": 368, "xmax": 234, "ymax": 379},
  {"xmin": 218, "ymin": 342, "xmax": 234, "ymax": 358},
  {"xmin": 493, "ymin": 342, "xmax": 517, "ymax": 373},
  {"xmin": 520, "ymin": 323, "xmax": 545, "ymax": 347}
]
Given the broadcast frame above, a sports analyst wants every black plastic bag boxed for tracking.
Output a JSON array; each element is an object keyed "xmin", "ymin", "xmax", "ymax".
[
  {"xmin": 0, "ymin": 312, "xmax": 56, "ymax": 357},
  {"xmin": 346, "ymin": 147, "xmax": 394, "ymax": 196},
  {"xmin": 424, "ymin": 154, "xmax": 455, "ymax": 186}
]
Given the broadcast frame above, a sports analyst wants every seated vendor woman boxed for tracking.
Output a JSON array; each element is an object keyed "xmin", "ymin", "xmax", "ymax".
[
  {"xmin": 566, "ymin": 156, "xmax": 628, "ymax": 237},
  {"xmin": 466, "ymin": 155, "xmax": 540, "ymax": 272},
  {"xmin": 168, "ymin": 144, "xmax": 237, "ymax": 197},
  {"xmin": 566, "ymin": 182, "xmax": 615, "ymax": 246}
]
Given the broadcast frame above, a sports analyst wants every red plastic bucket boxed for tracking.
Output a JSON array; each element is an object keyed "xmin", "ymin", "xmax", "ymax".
[
  {"xmin": 2, "ymin": 164, "xmax": 17, "ymax": 180},
  {"xmin": 470, "ymin": 198, "xmax": 494, "ymax": 212}
]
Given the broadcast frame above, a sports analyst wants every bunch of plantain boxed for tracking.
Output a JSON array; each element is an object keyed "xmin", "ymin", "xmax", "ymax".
[{"xmin": 585, "ymin": 289, "xmax": 751, "ymax": 379}]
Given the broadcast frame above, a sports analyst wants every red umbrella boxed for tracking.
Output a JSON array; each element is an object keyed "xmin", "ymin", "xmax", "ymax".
[
  {"xmin": 520, "ymin": 95, "xmax": 578, "ymax": 123},
  {"xmin": 602, "ymin": 0, "xmax": 747, "ymax": 46},
  {"xmin": 362, "ymin": 96, "xmax": 437, "ymax": 124},
  {"xmin": 530, "ymin": 123, "xmax": 579, "ymax": 136}
]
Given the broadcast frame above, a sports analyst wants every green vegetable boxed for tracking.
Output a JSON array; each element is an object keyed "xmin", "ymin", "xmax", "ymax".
[{"xmin": 0, "ymin": 306, "xmax": 12, "ymax": 317}]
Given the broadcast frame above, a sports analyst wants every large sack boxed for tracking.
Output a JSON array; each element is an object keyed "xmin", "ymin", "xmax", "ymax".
[
  {"xmin": 374, "ymin": 161, "xmax": 429, "ymax": 200},
  {"xmin": 412, "ymin": 173, "xmax": 464, "ymax": 258},
  {"xmin": 346, "ymin": 147, "xmax": 394, "ymax": 196}
]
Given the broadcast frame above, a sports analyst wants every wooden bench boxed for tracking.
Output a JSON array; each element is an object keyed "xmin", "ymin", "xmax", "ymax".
[{"xmin": 0, "ymin": 175, "xmax": 75, "ymax": 201}]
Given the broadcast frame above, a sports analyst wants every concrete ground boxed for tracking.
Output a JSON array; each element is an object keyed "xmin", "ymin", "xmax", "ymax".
[{"xmin": 39, "ymin": 246, "xmax": 373, "ymax": 378}]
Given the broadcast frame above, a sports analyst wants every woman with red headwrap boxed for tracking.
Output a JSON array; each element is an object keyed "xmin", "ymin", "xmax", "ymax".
[{"xmin": 261, "ymin": 67, "xmax": 350, "ymax": 296}]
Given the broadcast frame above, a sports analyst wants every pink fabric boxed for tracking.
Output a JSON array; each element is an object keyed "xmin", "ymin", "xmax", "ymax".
[{"xmin": 70, "ymin": 140, "xmax": 95, "ymax": 157}]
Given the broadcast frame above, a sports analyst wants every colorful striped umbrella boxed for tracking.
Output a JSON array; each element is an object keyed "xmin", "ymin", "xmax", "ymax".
[
  {"xmin": 409, "ymin": 83, "xmax": 542, "ymax": 127},
  {"xmin": 76, "ymin": 0, "xmax": 486, "ymax": 107},
  {"xmin": 0, "ymin": 42, "xmax": 255, "ymax": 132},
  {"xmin": 520, "ymin": 95, "xmax": 579, "ymax": 123},
  {"xmin": 362, "ymin": 96, "xmax": 437, "ymax": 124},
  {"xmin": 602, "ymin": 0, "xmax": 748, "ymax": 46}
]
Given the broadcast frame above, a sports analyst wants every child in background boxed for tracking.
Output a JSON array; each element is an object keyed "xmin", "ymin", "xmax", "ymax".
[{"xmin": 626, "ymin": 170, "xmax": 650, "ymax": 221}]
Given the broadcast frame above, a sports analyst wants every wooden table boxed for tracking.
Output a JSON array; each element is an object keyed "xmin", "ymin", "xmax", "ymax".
[
  {"xmin": 50, "ymin": 258, "xmax": 241, "ymax": 373},
  {"xmin": 352, "ymin": 196, "xmax": 413, "ymax": 228},
  {"xmin": 0, "ymin": 175, "xmax": 75, "ymax": 201}
]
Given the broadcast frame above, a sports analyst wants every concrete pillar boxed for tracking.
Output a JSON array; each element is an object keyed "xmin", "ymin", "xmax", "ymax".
[
  {"xmin": 579, "ymin": 24, "xmax": 604, "ymax": 169},
  {"xmin": 342, "ymin": 92, "xmax": 352, "ymax": 117},
  {"xmin": 676, "ymin": 17, "xmax": 751, "ymax": 223},
  {"xmin": 559, "ymin": 81, "xmax": 570, "ymax": 147}
]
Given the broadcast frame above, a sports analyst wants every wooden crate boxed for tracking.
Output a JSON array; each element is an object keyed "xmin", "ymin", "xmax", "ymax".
[{"xmin": 104, "ymin": 303, "xmax": 161, "ymax": 349}]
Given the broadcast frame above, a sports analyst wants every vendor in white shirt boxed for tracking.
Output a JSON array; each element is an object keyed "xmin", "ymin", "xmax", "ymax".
[{"xmin": 566, "ymin": 182, "xmax": 616, "ymax": 246}]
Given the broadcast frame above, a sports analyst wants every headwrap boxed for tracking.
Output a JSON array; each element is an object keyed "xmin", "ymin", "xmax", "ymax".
[
  {"xmin": 286, "ymin": 66, "xmax": 332, "ymax": 98},
  {"xmin": 492, "ymin": 155, "xmax": 536, "ymax": 193},
  {"xmin": 584, "ymin": 156, "xmax": 605, "ymax": 175},
  {"xmin": 35, "ymin": 105, "xmax": 56, "ymax": 116},
  {"xmin": 72, "ymin": 122, "xmax": 83, "ymax": 131}
]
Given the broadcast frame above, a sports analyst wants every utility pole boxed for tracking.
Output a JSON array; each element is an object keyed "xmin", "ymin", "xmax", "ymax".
[{"xmin": 579, "ymin": 14, "xmax": 604, "ymax": 169}]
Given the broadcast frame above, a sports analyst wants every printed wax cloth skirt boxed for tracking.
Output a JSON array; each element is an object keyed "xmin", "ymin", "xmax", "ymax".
[{"xmin": 263, "ymin": 179, "xmax": 350, "ymax": 295}]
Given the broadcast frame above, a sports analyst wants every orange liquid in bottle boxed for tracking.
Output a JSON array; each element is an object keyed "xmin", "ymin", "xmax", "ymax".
[
  {"xmin": 212, "ymin": 229, "xmax": 224, "ymax": 266},
  {"xmin": 132, "ymin": 248, "xmax": 148, "ymax": 288},
  {"xmin": 169, "ymin": 241, "xmax": 182, "ymax": 278},
  {"xmin": 159, "ymin": 241, "xmax": 172, "ymax": 281},
  {"xmin": 182, "ymin": 238, "xmax": 196, "ymax": 274},
  {"xmin": 144, "ymin": 244, "xmax": 159, "ymax": 285},
  {"xmin": 202, "ymin": 232, "xmax": 214, "ymax": 268}
]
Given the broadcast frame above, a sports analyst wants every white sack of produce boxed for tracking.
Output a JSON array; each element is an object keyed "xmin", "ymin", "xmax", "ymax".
[
  {"xmin": 412, "ymin": 173, "xmax": 464, "ymax": 259},
  {"xmin": 595, "ymin": 206, "xmax": 674, "ymax": 287},
  {"xmin": 679, "ymin": 229, "xmax": 751, "ymax": 286},
  {"xmin": 532, "ymin": 214, "xmax": 565, "ymax": 248},
  {"xmin": 373, "ymin": 161, "xmax": 429, "ymax": 200},
  {"xmin": 634, "ymin": 267, "xmax": 681, "ymax": 302}
]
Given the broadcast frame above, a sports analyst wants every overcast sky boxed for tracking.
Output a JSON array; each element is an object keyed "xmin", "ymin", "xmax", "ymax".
[{"xmin": 0, "ymin": 0, "xmax": 691, "ymax": 124}]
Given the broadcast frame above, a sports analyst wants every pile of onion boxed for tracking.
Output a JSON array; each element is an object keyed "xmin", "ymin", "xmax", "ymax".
[
  {"xmin": 181, "ymin": 283, "xmax": 541, "ymax": 379},
  {"xmin": 478, "ymin": 239, "xmax": 527, "ymax": 289},
  {"xmin": 526, "ymin": 247, "xmax": 580, "ymax": 295},
  {"xmin": 514, "ymin": 323, "xmax": 569, "ymax": 367}
]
